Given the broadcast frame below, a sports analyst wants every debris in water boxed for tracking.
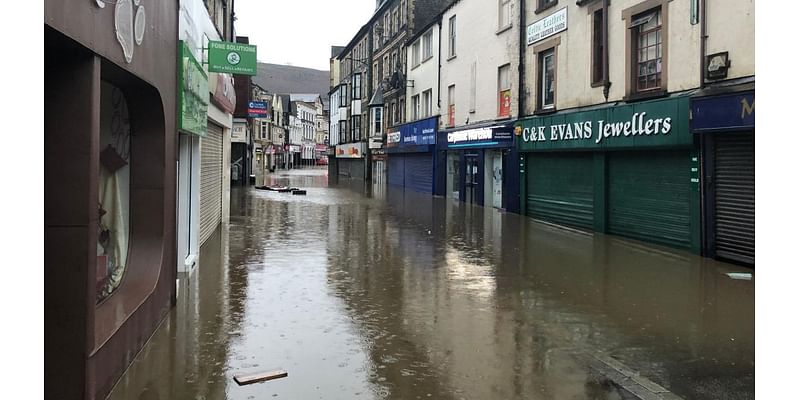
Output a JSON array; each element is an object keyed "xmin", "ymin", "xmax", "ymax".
[
  {"xmin": 725, "ymin": 272, "xmax": 752, "ymax": 281},
  {"xmin": 233, "ymin": 369, "xmax": 288, "ymax": 386}
]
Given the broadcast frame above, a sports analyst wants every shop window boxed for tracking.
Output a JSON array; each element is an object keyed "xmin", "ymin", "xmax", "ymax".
[
  {"xmin": 538, "ymin": 49, "xmax": 556, "ymax": 110},
  {"xmin": 97, "ymin": 81, "xmax": 131, "ymax": 303}
]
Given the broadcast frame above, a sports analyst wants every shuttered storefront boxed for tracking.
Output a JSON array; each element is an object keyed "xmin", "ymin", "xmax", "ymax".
[
  {"xmin": 199, "ymin": 122, "xmax": 223, "ymax": 245},
  {"xmin": 608, "ymin": 151, "xmax": 691, "ymax": 249},
  {"xmin": 338, "ymin": 159, "xmax": 365, "ymax": 180},
  {"xmin": 388, "ymin": 156, "xmax": 404, "ymax": 187},
  {"xmin": 526, "ymin": 153, "xmax": 594, "ymax": 230},
  {"xmin": 713, "ymin": 133, "xmax": 755, "ymax": 264},
  {"xmin": 403, "ymin": 154, "xmax": 434, "ymax": 193}
]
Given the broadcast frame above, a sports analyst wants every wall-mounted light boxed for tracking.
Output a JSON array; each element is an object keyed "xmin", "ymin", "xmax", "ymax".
[{"xmin": 706, "ymin": 51, "xmax": 731, "ymax": 80}]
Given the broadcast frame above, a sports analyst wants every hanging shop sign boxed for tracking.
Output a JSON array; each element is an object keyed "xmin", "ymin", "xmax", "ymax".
[
  {"xmin": 178, "ymin": 40, "xmax": 209, "ymax": 137},
  {"xmin": 248, "ymin": 101, "xmax": 270, "ymax": 118},
  {"xmin": 387, "ymin": 116, "xmax": 438, "ymax": 150},
  {"xmin": 208, "ymin": 41, "xmax": 258, "ymax": 76},
  {"xmin": 527, "ymin": 7, "xmax": 568, "ymax": 45},
  {"xmin": 517, "ymin": 95, "xmax": 691, "ymax": 151},
  {"xmin": 336, "ymin": 143, "xmax": 365, "ymax": 158},
  {"xmin": 691, "ymin": 91, "xmax": 754, "ymax": 132},
  {"xmin": 210, "ymin": 72, "xmax": 236, "ymax": 114}
]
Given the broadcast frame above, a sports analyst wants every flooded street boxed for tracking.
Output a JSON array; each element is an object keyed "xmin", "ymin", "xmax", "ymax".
[{"xmin": 108, "ymin": 168, "xmax": 754, "ymax": 400}]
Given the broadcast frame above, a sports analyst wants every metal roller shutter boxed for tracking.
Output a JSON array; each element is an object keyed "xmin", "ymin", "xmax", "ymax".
[
  {"xmin": 388, "ymin": 156, "xmax": 404, "ymax": 187},
  {"xmin": 199, "ymin": 122, "xmax": 223, "ymax": 245},
  {"xmin": 608, "ymin": 151, "xmax": 690, "ymax": 249},
  {"xmin": 526, "ymin": 153, "xmax": 594, "ymax": 230},
  {"xmin": 714, "ymin": 133, "xmax": 755, "ymax": 264},
  {"xmin": 404, "ymin": 154, "xmax": 433, "ymax": 193}
]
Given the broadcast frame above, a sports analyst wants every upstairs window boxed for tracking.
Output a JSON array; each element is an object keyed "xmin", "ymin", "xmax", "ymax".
[
  {"xmin": 499, "ymin": 0, "xmax": 512, "ymax": 30},
  {"xmin": 448, "ymin": 16, "xmax": 457, "ymax": 58},
  {"xmin": 447, "ymin": 85, "xmax": 456, "ymax": 127},
  {"xmin": 422, "ymin": 89, "xmax": 432, "ymax": 118},
  {"xmin": 423, "ymin": 31, "xmax": 433, "ymax": 61},
  {"xmin": 498, "ymin": 64, "xmax": 512, "ymax": 117},
  {"xmin": 592, "ymin": 8, "xmax": 605, "ymax": 85},
  {"xmin": 538, "ymin": 49, "xmax": 556, "ymax": 110},
  {"xmin": 632, "ymin": 9, "xmax": 663, "ymax": 92},
  {"xmin": 412, "ymin": 40, "xmax": 421, "ymax": 67},
  {"xmin": 352, "ymin": 73, "xmax": 362, "ymax": 99}
]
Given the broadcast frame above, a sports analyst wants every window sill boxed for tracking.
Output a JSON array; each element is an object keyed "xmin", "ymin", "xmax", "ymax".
[
  {"xmin": 496, "ymin": 24, "xmax": 513, "ymax": 35},
  {"xmin": 623, "ymin": 89, "xmax": 668, "ymax": 103},
  {"xmin": 590, "ymin": 81, "xmax": 605, "ymax": 88},
  {"xmin": 447, "ymin": 54, "xmax": 457, "ymax": 62},
  {"xmin": 421, "ymin": 55, "xmax": 434, "ymax": 64},
  {"xmin": 535, "ymin": 2, "xmax": 558, "ymax": 15},
  {"xmin": 534, "ymin": 107, "xmax": 558, "ymax": 116}
]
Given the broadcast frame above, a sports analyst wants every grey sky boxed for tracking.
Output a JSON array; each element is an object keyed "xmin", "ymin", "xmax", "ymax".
[{"xmin": 234, "ymin": 0, "xmax": 376, "ymax": 71}]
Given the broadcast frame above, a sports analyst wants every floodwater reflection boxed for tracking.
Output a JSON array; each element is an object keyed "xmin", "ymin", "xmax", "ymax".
[{"xmin": 108, "ymin": 169, "xmax": 753, "ymax": 400}]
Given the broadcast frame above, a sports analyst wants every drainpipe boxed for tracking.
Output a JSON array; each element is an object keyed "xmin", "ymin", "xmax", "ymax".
[
  {"xmin": 437, "ymin": 19, "xmax": 442, "ymax": 110},
  {"xmin": 700, "ymin": 0, "xmax": 707, "ymax": 88},
  {"xmin": 518, "ymin": 0, "xmax": 526, "ymax": 115},
  {"xmin": 602, "ymin": 0, "xmax": 611, "ymax": 101}
]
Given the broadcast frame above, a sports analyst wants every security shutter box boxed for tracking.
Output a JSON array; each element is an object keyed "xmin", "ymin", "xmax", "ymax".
[
  {"xmin": 713, "ymin": 133, "xmax": 755, "ymax": 264},
  {"xmin": 608, "ymin": 151, "xmax": 691, "ymax": 249},
  {"xmin": 526, "ymin": 153, "xmax": 594, "ymax": 230},
  {"xmin": 403, "ymin": 154, "xmax": 434, "ymax": 193},
  {"xmin": 199, "ymin": 122, "xmax": 223, "ymax": 245}
]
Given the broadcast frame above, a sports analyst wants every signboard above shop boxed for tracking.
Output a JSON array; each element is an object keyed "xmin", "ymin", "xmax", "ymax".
[
  {"xmin": 444, "ymin": 125, "xmax": 514, "ymax": 148},
  {"xmin": 248, "ymin": 101, "xmax": 270, "ymax": 118},
  {"xmin": 691, "ymin": 92, "xmax": 754, "ymax": 132},
  {"xmin": 527, "ymin": 7, "xmax": 568, "ymax": 45},
  {"xmin": 386, "ymin": 116, "xmax": 438, "ymax": 152},
  {"xmin": 516, "ymin": 95, "xmax": 692, "ymax": 151},
  {"xmin": 208, "ymin": 41, "xmax": 258, "ymax": 76},
  {"xmin": 178, "ymin": 41, "xmax": 209, "ymax": 137}
]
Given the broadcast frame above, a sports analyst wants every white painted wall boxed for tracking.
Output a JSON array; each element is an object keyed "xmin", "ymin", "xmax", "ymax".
[
  {"xmin": 440, "ymin": 0, "xmax": 520, "ymax": 130},
  {"xmin": 406, "ymin": 21, "xmax": 441, "ymax": 122}
]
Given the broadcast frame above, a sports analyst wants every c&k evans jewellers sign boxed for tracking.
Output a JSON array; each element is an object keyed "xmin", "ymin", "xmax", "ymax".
[{"xmin": 516, "ymin": 96, "xmax": 692, "ymax": 151}]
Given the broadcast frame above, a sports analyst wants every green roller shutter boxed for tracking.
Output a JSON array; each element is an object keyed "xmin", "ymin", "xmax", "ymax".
[
  {"xmin": 526, "ymin": 153, "xmax": 594, "ymax": 230},
  {"xmin": 608, "ymin": 151, "xmax": 691, "ymax": 249}
]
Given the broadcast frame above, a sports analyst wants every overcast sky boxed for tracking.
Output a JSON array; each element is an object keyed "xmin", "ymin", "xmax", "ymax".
[{"xmin": 234, "ymin": 0, "xmax": 376, "ymax": 71}]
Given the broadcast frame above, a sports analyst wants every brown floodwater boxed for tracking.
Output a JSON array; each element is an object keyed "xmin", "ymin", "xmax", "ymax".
[{"xmin": 107, "ymin": 168, "xmax": 754, "ymax": 400}]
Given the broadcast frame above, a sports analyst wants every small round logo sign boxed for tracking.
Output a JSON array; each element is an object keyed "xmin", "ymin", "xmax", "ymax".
[{"xmin": 227, "ymin": 51, "xmax": 241, "ymax": 65}]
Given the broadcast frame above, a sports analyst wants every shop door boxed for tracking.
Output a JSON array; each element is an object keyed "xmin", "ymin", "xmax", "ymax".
[
  {"xmin": 713, "ymin": 133, "xmax": 755, "ymax": 264},
  {"xmin": 199, "ymin": 122, "xmax": 223, "ymax": 245},
  {"xmin": 526, "ymin": 153, "xmax": 594, "ymax": 229},
  {"xmin": 446, "ymin": 152, "xmax": 461, "ymax": 199},
  {"xmin": 465, "ymin": 155, "xmax": 479, "ymax": 204},
  {"xmin": 373, "ymin": 160, "xmax": 385, "ymax": 185},
  {"xmin": 388, "ymin": 156, "xmax": 405, "ymax": 187},
  {"xmin": 492, "ymin": 152, "xmax": 503, "ymax": 208},
  {"xmin": 608, "ymin": 151, "xmax": 691, "ymax": 249},
  {"xmin": 404, "ymin": 154, "xmax": 433, "ymax": 193}
]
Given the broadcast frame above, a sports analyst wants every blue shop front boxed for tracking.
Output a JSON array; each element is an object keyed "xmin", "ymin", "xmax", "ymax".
[
  {"xmin": 438, "ymin": 122, "xmax": 519, "ymax": 212},
  {"xmin": 691, "ymin": 84, "xmax": 754, "ymax": 266},
  {"xmin": 386, "ymin": 116, "xmax": 443, "ymax": 194}
]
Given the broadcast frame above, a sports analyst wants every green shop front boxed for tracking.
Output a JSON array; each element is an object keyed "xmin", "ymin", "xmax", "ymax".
[{"xmin": 516, "ymin": 95, "xmax": 700, "ymax": 253}]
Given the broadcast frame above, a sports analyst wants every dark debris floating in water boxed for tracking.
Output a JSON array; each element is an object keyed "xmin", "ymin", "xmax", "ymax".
[{"xmin": 255, "ymin": 185, "xmax": 306, "ymax": 195}]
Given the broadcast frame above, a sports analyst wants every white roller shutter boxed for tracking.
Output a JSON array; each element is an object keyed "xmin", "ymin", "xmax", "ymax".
[{"xmin": 199, "ymin": 122, "xmax": 223, "ymax": 245}]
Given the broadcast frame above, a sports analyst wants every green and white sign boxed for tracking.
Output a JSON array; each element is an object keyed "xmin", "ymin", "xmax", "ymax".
[
  {"xmin": 208, "ymin": 41, "xmax": 257, "ymax": 76},
  {"xmin": 178, "ymin": 41, "xmax": 208, "ymax": 137}
]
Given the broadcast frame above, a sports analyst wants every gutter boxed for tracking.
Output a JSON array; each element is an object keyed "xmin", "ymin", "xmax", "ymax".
[{"xmin": 518, "ymin": 0, "xmax": 526, "ymax": 116}]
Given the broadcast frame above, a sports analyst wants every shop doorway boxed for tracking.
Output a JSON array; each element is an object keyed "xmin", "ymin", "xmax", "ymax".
[
  {"xmin": 465, "ymin": 154, "xmax": 479, "ymax": 204},
  {"xmin": 485, "ymin": 150, "xmax": 503, "ymax": 209},
  {"xmin": 447, "ymin": 152, "xmax": 460, "ymax": 200}
]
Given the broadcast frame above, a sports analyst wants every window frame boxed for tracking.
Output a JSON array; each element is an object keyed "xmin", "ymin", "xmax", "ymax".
[
  {"xmin": 447, "ymin": 84, "xmax": 456, "ymax": 127},
  {"xmin": 422, "ymin": 30, "xmax": 433, "ymax": 62},
  {"xmin": 532, "ymin": 36, "xmax": 560, "ymax": 114},
  {"xmin": 412, "ymin": 94, "xmax": 420, "ymax": 121},
  {"xmin": 448, "ymin": 16, "xmax": 457, "ymax": 59},
  {"xmin": 499, "ymin": 0, "xmax": 512, "ymax": 31},
  {"xmin": 422, "ymin": 89, "xmax": 433, "ymax": 118},
  {"xmin": 535, "ymin": 0, "xmax": 558, "ymax": 14},
  {"xmin": 622, "ymin": 0, "xmax": 670, "ymax": 100},
  {"xmin": 591, "ymin": 7, "xmax": 605, "ymax": 86}
]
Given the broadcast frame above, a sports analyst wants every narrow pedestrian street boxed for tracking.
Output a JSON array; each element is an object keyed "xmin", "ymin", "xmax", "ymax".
[{"xmin": 107, "ymin": 169, "xmax": 754, "ymax": 400}]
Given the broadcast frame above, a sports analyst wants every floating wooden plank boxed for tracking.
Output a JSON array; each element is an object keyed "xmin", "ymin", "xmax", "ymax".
[{"xmin": 233, "ymin": 369, "xmax": 288, "ymax": 386}]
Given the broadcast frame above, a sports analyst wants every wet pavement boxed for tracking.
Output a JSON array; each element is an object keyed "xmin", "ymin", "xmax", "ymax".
[{"xmin": 108, "ymin": 168, "xmax": 754, "ymax": 400}]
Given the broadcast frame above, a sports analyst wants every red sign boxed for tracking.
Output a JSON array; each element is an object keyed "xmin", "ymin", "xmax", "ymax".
[{"xmin": 499, "ymin": 90, "xmax": 511, "ymax": 117}]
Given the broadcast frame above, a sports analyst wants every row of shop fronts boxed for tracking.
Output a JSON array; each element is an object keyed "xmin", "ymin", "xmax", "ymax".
[{"xmin": 330, "ymin": 88, "xmax": 754, "ymax": 266}]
